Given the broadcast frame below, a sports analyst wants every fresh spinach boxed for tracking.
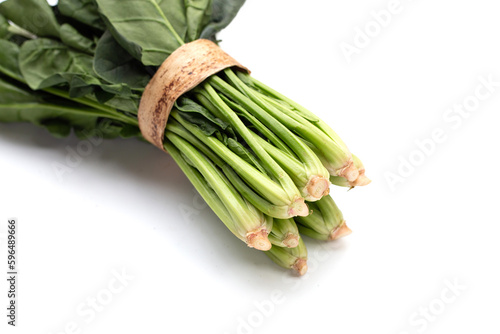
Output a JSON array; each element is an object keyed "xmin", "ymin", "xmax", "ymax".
[
  {"xmin": 58, "ymin": 0, "xmax": 106, "ymax": 31},
  {"xmin": 96, "ymin": 0, "xmax": 187, "ymax": 66},
  {"xmin": 94, "ymin": 31, "xmax": 152, "ymax": 89},
  {"xmin": 60, "ymin": 23, "xmax": 97, "ymax": 54},
  {"xmin": 200, "ymin": 0, "xmax": 246, "ymax": 41},
  {"xmin": 0, "ymin": 0, "xmax": 61, "ymax": 38}
]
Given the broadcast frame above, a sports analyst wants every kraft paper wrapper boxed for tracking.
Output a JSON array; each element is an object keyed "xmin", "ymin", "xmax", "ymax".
[{"xmin": 138, "ymin": 39, "xmax": 250, "ymax": 150}]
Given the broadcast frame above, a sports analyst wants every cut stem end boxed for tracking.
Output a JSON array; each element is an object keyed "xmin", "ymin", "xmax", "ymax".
[
  {"xmin": 329, "ymin": 221, "xmax": 352, "ymax": 240},
  {"xmin": 292, "ymin": 258, "xmax": 308, "ymax": 276},
  {"xmin": 351, "ymin": 172, "xmax": 371, "ymax": 187},
  {"xmin": 283, "ymin": 233, "xmax": 300, "ymax": 248},
  {"xmin": 305, "ymin": 176, "xmax": 330, "ymax": 201},
  {"xmin": 337, "ymin": 161, "xmax": 359, "ymax": 182},
  {"xmin": 288, "ymin": 198, "xmax": 309, "ymax": 217},
  {"xmin": 246, "ymin": 229, "xmax": 272, "ymax": 251}
]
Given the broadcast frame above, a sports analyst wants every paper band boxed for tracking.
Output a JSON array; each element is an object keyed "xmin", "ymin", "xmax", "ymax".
[{"xmin": 138, "ymin": 39, "xmax": 249, "ymax": 150}]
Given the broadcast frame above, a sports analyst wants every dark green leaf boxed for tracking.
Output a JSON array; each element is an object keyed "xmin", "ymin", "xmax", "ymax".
[
  {"xmin": 19, "ymin": 38, "xmax": 100, "ymax": 91},
  {"xmin": 94, "ymin": 31, "xmax": 152, "ymax": 89},
  {"xmin": 103, "ymin": 95, "xmax": 140, "ymax": 113},
  {"xmin": 120, "ymin": 123, "xmax": 141, "ymax": 138},
  {"xmin": 19, "ymin": 38, "xmax": 138, "ymax": 102},
  {"xmin": 0, "ymin": 77, "xmax": 39, "ymax": 106},
  {"xmin": 73, "ymin": 119, "xmax": 127, "ymax": 139},
  {"xmin": 0, "ymin": 13, "xmax": 9, "ymax": 39},
  {"xmin": 0, "ymin": 40, "xmax": 24, "ymax": 82},
  {"xmin": 60, "ymin": 23, "xmax": 96, "ymax": 54},
  {"xmin": 184, "ymin": 0, "xmax": 212, "ymax": 42},
  {"xmin": 200, "ymin": 0, "xmax": 246, "ymax": 41},
  {"xmin": 176, "ymin": 97, "xmax": 228, "ymax": 136},
  {"xmin": 40, "ymin": 119, "xmax": 72, "ymax": 137},
  {"xmin": 0, "ymin": 0, "xmax": 60, "ymax": 38},
  {"xmin": 99, "ymin": 14, "xmax": 143, "ymax": 62},
  {"xmin": 99, "ymin": 83, "xmax": 135, "ymax": 98},
  {"xmin": 96, "ymin": 0, "xmax": 187, "ymax": 66},
  {"xmin": 58, "ymin": 0, "xmax": 106, "ymax": 30}
]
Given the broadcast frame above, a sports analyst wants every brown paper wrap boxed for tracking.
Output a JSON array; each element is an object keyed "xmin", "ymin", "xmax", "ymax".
[{"xmin": 138, "ymin": 39, "xmax": 250, "ymax": 150}]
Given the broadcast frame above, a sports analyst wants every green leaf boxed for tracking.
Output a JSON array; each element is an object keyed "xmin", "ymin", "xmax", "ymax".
[
  {"xmin": 96, "ymin": 0, "xmax": 187, "ymax": 66},
  {"xmin": 200, "ymin": 0, "xmax": 246, "ymax": 41},
  {"xmin": 0, "ymin": 40, "xmax": 24, "ymax": 82},
  {"xmin": 0, "ymin": 13, "xmax": 9, "ymax": 39},
  {"xmin": 103, "ymin": 95, "xmax": 140, "ymax": 113},
  {"xmin": 94, "ymin": 31, "xmax": 152, "ymax": 89},
  {"xmin": 40, "ymin": 119, "xmax": 73, "ymax": 137},
  {"xmin": 0, "ymin": 77, "xmax": 39, "ymax": 107},
  {"xmin": 58, "ymin": 0, "xmax": 106, "ymax": 30},
  {"xmin": 18, "ymin": 38, "xmax": 137, "ymax": 102},
  {"xmin": 176, "ymin": 96, "xmax": 228, "ymax": 136},
  {"xmin": 120, "ymin": 123, "xmax": 142, "ymax": 138},
  {"xmin": 184, "ymin": 0, "xmax": 212, "ymax": 42},
  {"xmin": 19, "ymin": 38, "xmax": 100, "ymax": 91},
  {"xmin": 60, "ymin": 24, "xmax": 96, "ymax": 54},
  {"xmin": 0, "ymin": 0, "xmax": 60, "ymax": 38},
  {"xmin": 74, "ymin": 119, "xmax": 125, "ymax": 139}
]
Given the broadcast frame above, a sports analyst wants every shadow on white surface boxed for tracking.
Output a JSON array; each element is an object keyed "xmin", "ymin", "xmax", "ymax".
[{"xmin": 0, "ymin": 122, "xmax": 350, "ymax": 285}]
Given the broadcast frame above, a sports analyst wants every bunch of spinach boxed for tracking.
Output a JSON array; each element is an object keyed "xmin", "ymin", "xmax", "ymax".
[{"xmin": 0, "ymin": 0, "xmax": 369, "ymax": 275}]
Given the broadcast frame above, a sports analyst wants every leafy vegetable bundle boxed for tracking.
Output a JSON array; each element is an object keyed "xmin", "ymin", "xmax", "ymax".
[{"xmin": 0, "ymin": 0, "xmax": 370, "ymax": 275}]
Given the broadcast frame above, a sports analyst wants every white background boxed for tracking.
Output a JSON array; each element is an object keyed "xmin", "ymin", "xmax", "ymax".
[{"xmin": 1, "ymin": 0, "xmax": 500, "ymax": 333}]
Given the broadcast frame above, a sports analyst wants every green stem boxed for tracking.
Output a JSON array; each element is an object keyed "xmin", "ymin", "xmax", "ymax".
[
  {"xmin": 221, "ymin": 71, "xmax": 353, "ymax": 177},
  {"xmin": 249, "ymin": 74, "xmax": 347, "ymax": 145},
  {"xmin": 0, "ymin": 67, "xmax": 137, "ymax": 126},
  {"xmin": 0, "ymin": 103, "xmax": 112, "ymax": 118},
  {"xmin": 265, "ymin": 238, "xmax": 308, "ymax": 275},
  {"xmin": 295, "ymin": 195, "xmax": 346, "ymax": 241},
  {"xmin": 166, "ymin": 132, "xmax": 264, "ymax": 238},
  {"xmin": 44, "ymin": 88, "xmax": 137, "ymax": 126},
  {"xmin": 212, "ymin": 71, "xmax": 330, "ymax": 177},
  {"xmin": 268, "ymin": 218, "xmax": 300, "ymax": 248},
  {"xmin": 166, "ymin": 118, "xmax": 299, "ymax": 218},
  {"xmin": 163, "ymin": 139, "xmax": 238, "ymax": 238},
  {"xmin": 221, "ymin": 165, "xmax": 295, "ymax": 219},
  {"xmin": 165, "ymin": 117, "xmax": 222, "ymax": 165},
  {"xmin": 170, "ymin": 110, "xmax": 290, "ymax": 206},
  {"xmin": 250, "ymin": 131, "xmax": 308, "ymax": 186},
  {"xmin": 200, "ymin": 82, "xmax": 303, "ymax": 204},
  {"xmin": 219, "ymin": 94, "xmax": 296, "ymax": 158}
]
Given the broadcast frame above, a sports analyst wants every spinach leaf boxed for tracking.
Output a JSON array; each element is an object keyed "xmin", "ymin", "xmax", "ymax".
[
  {"xmin": 102, "ymin": 95, "xmax": 140, "ymax": 114},
  {"xmin": 0, "ymin": 77, "xmax": 40, "ymax": 107},
  {"xmin": 94, "ymin": 31, "xmax": 152, "ymax": 89},
  {"xmin": 18, "ymin": 38, "xmax": 137, "ymax": 101},
  {"xmin": 97, "ymin": 14, "xmax": 142, "ymax": 62},
  {"xmin": 0, "ymin": 13, "xmax": 9, "ymax": 39},
  {"xmin": 60, "ymin": 24, "xmax": 96, "ymax": 54},
  {"xmin": 0, "ymin": 40, "xmax": 24, "ymax": 82},
  {"xmin": 176, "ymin": 96, "xmax": 228, "ymax": 136},
  {"xmin": 200, "ymin": 0, "xmax": 246, "ymax": 41},
  {"xmin": 96, "ymin": 0, "xmax": 188, "ymax": 66},
  {"xmin": 0, "ymin": 0, "xmax": 60, "ymax": 38},
  {"xmin": 58, "ymin": 0, "xmax": 106, "ymax": 31},
  {"xmin": 19, "ymin": 38, "xmax": 101, "ymax": 92},
  {"xmin": 185, "ymin": 0, "xmax": 212, "ymax": 42}
]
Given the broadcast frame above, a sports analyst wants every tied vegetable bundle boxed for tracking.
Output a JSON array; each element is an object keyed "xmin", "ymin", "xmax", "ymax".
[{"xmin": 0, "ymin": 0, "xmax": 370, "ymax": 275}]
